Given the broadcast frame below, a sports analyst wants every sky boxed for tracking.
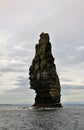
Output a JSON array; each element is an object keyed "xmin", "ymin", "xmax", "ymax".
[{"xmin": 0, "ymin": 0, "xmax": 84, "ymax": 104}]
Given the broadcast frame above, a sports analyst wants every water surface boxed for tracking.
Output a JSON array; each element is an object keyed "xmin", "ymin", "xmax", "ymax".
[{"xmin": 0, "ymin": 105, "xmax": 84, "ymax": 130}]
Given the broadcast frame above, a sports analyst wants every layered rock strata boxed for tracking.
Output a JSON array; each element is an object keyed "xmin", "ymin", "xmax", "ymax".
[{"xmin": 29, "ymin": 32, "xmax": 62, "ymax": 108}]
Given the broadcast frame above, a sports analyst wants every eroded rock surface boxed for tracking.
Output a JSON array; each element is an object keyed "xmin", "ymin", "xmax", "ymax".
[{"xmin": 29, "ymin": 32, "xmax": 62, "ymax": 108}]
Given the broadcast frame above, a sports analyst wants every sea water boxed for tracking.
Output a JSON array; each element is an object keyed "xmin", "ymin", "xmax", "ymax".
[{"xmin": 0, "ymin": 105, "xmax": 84, "ymax": 130}]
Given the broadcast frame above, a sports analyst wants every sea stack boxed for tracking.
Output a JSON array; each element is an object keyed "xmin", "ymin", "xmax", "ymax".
[{"xmin": 29, "ymin": 32, "xmax": 62, "ymax": 108}]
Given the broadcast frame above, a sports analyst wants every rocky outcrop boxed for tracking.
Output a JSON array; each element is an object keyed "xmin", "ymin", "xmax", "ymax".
[{"xmin": 29, "ymin": 32, "xmax": 62, "ymax": 108}]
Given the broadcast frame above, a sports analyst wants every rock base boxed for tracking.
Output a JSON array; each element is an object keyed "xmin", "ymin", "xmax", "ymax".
[{"xmin": 32, "ymin": 103, "xmax": 62, "ymax": 109}]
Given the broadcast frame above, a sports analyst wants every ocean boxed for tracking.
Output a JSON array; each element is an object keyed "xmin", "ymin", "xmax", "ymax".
[{"xmin": 0, "ymin": 105, "xmax": 84, "ymax": 130}]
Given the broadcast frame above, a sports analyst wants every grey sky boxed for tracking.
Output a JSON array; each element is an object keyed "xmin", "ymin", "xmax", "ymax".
[{"xmin": 0, "ymin": 0, "xmax": 84, "ymax": 104}]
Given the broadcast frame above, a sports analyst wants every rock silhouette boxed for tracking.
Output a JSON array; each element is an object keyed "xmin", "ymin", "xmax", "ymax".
[{"xmin": 29, "ymin": 32, "xmax": 62, "ymax": 108}]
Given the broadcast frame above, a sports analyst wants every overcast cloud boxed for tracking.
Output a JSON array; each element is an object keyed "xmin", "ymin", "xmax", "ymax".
[{"xmin": 0, "ymin": 0, "xmax": 84, "ymax": 104}]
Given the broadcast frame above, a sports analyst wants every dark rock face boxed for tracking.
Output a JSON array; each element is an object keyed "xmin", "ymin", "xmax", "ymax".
[{"xmin": 29, "ymin": 32, "xmax": 62, "ymax": 108}]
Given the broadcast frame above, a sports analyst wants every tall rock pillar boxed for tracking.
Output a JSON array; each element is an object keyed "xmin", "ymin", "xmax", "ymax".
[{"xmin": 29, "ymin": 32, "xmax": 62, "ymax": 108}]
